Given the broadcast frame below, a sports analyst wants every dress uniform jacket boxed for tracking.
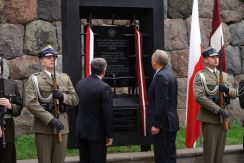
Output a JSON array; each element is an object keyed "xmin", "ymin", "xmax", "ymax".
[
  {"xmin": 25, "ymin": 70, "xmax": 79, "ymax": 134},
  {"xmin": 0, "ymin": 79, "xmax": 22, "ymax": 163},
  {"xmin": 194, "ymin": 68, "xmax": 237, "ymax": 123}
]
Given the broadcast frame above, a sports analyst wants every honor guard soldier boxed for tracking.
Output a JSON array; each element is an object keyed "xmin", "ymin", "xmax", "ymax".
[
  {"xmin": 0, "ymin": 54, "xmax": 23, "ymax": 163},
  {"xmin": 238, "ymin": 78, "xmax": 244, "ymax": 149},
  {"xmin": 238, "ymin": 79, "xmax": 244, "ymax": 109},
  {"xmin": 25, "ymin": 45, "xmax": 79, "ymax": 163},
  {"xmin": 193, "ymin": 47, "xmax": 238, "ymax": 163}
]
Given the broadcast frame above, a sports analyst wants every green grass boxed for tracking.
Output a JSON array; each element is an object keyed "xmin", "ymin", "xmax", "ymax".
[
  {"xmin": 226, "ymin": 121, "xmax": 244, "ymax": 145},
  {"xmin": 16, "ymin": 134, "xmax": 36, "ymax": 160},
  {"xmin": 16, "ymin": 121, "xmax": 243, "ymax": 160}
]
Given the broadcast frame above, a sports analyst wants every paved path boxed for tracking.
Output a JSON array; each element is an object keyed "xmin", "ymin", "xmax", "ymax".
[
  {"xmin": 17, "ymin": 152, "xmax": 154, "ymax": 163},
  {"xmin": 17, "ymin": 145, "xmax": 243, "ymax": 163},
  {"xmin": 17, "ymin": 156, "xmax": 80, "ymax": 163}
]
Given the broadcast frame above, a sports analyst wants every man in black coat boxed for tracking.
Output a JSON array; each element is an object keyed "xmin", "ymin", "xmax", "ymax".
[
  {"xmin": 148, "ymin": 50, "xmax": 179, "ymax": 163},
  {"xmin": 76, "ymin": 58, "xmax": 113, "ymax": 163},
  {"xmin": 0, "ymin": 79, "xmax": 22, "ymax": 163}
]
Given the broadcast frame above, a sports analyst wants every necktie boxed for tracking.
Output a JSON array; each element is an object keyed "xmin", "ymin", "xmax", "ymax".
[{"xmin": 213, "ymin": 71, "xmax": 218, "ymax": 84}]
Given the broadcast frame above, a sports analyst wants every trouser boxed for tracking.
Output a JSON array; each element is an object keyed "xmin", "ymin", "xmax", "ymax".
[
  {"xmin": 79, "ymin": 138, "xmax": 107, "ymax": 163},
  {"xmin": 153, "ymin": 131, "xmax": 177, "ymax": 163},
  {"xmin": 35, "ymin": 133, "xmax": 68, "ymax": 163},
  {"xmin": 0, "ymin": 118, "xmax": 16, "ymax": 163},
  {"xmin": 202, "ymin": 122, "xmax": 227, "ymax": 163},
  {"xmin": 0, "ymin": 141, "xmax": 16, "ymax": 163}
]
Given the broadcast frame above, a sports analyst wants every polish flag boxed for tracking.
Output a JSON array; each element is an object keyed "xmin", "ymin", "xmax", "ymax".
[
  {"xmin": 210, "ymin": 0, "xmax": 227, "ymax": 72},
  {"xmin": 85, "ymin": 24, "xmax": 94, "ymax": 77},
  {"xmin": 185, "ymin": 0, "xmax": 204, "ymax": 148}
]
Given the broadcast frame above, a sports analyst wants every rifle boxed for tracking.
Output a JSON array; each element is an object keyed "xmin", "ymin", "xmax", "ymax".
[
  {"xmin": 0, "ymin": 53, "xmax": 6, "ymax": 148},
  {"xmin": 52, "ymin": 55, "xmax": 62, "ymax": 143},
  {"xmin": 219, "ymin": 38, "xmax": 228, "ymax": 130}
]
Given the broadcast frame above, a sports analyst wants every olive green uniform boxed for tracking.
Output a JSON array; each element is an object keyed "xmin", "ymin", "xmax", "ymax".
[
  {"xmin": 238, "ymin": 79, "xmax": 244, "ymax": 109},
  {"xmin": 0, "ymin": 80, "xmax": 22, "ymax": 163},
  {"xmin": 25, "ymin": 71, "xmax": 79, "ymax": 163},
  {"xmin": 238, "ymin": 79, "xmax": 244, "ymax": 148},
  {"xmin": 194, "ymin": 68, "xmax": 237, "ymax": 163}
]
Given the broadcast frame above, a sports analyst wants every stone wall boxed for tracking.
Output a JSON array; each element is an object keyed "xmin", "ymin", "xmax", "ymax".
[{"xmin": 0, "ymin": 0, "xmax": 243, "ymax": 135}]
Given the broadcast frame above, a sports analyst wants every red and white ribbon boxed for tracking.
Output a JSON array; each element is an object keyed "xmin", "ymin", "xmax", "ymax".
[
  {"xmin": 85, "ymin": 24, "xmax": 94, "ymax": 77},
  {"xmin": 135, "ymin": 27, "xmax": 148, "ymax": 136}
]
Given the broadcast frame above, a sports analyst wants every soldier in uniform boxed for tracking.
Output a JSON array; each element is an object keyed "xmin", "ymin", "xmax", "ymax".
[
  {"xmin": 238, "ymin": 79, "xmax": 244, "ymax": 109},
  {"xmin": 25, "ymin": 45, "xmax": 79, "ymax": 163},
  {"xmin": 0, "ymin": 58, "xmax": 23, "ymax": 163},
  {"xmin": 238, "ymin": 79, "xmax": 244, "ymax": 148},
  {"xmin": 193, "ymin": 47, "xmax": 238, "ymax": 163}
]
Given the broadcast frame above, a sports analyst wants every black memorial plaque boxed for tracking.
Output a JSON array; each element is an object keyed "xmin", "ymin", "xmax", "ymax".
[
  {"xmin": 93, "ymin": 26, "xmax": 135, "ymax": 87},
  {"xmin": 113, "ymin": 108, "xmax": 137, "ymax": 131},
  {"xmin": 112, "ymin": 95, "xmax": 139, "ymax": 132}
]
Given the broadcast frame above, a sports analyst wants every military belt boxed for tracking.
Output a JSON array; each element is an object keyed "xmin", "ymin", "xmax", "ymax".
[
  {"xmin": 207, "ymin": 95, "xmax": 230, "ymax": 106},
  {"xmin": 40, "ymin": 102, "xmax": 68, "ymax": 113}
]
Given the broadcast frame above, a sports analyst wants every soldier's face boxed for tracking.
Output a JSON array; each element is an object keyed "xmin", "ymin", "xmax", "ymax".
[
  {"xmin": 40, "ymin": 55, "xmax": 57, "ymax": 71},
  {"xmin": 204, "ymin": 56, "xmax": 219, "ymax": 68}
]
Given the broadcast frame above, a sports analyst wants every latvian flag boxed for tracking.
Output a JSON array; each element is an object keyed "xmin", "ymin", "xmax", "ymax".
[
  {"xmin": 210, "ymin": 0, "xmax": 227, "ymax": 72},
  {"xmin": 135, "ymin": 27, "xmax": 148, "ymax": 136},
  {"xmin": 85, "ymin": 24, "xmax": 94, "ymax": 77}
]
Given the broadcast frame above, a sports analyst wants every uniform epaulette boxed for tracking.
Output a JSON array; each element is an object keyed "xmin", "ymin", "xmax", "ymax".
[
  {"xmin": 32, "ymin": 72, "xmax": 41, "ymax": 76},
  {"xmin": 60, "ymin": 72, "xmax": 68, "ymax": 76},
  {"xmin": 198, "ymin": 70, "xmax": 204, "ymax": 73}
]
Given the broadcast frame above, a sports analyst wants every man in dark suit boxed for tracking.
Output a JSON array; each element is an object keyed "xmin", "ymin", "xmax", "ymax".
[
  {"xmin": 76, "ymin": 58, "xmax": 113, "ymax": 163},
  {"xmin": 148, "ymin": 49, "xmax": 179, "ymax": 163}
]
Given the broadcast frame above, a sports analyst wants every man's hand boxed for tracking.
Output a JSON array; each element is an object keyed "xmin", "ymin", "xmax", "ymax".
[
  {"xmin": 53, "ymin": 90, "xmax": 64, "ymax": 102},
  {"xmin": 217, "ymin": 109, "xmax": 229, "ymax": 119},
  {"xmin": 219, "ymin": 84, "xmax": 229, "ymax": 93},
  {"xmin": 49, "ymin": 118, "xmax": 64, "ymax": 130},
  {"xmin": 106, "ymin": 138, "xmax": 113, "ymax": 146},
  {"xmin": 151, "ymin": 126, "xmax": 160, "ymax": 135},
  {"xmin": 0, "ymin": 98, "xmax": 12, "ymax": 109},
  {"xmin": 0, "ymin": 127, "xmax": 2, "ymax": 138}
]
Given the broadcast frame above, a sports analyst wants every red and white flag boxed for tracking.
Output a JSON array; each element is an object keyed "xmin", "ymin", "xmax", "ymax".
[
  {"xmin": 135, "ymin": 27, "xmax": 148, "ymax": 136},
  {"xmin": 185, "ymin": 0, "xmax": 204, "ymax": 148},
  {"xmin": 85, "ymin": 24, "xmax": 94, "ymax": 77},
  {"xmin": 210, "ymin": 0, "xmax": 227, "ymax": 72}
]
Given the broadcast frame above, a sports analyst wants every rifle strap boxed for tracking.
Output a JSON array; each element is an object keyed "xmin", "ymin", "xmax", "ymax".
[{"xmin": 31, "ymin": 75, "xmax": 52, "ymax": 103}]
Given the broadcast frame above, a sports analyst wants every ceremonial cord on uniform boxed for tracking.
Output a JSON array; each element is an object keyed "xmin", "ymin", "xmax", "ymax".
[
  {"xmin": 199, "ymin": 73, "xmax": 219, "ymax": 96},
  {"xmin": 237, "ymin": 85, "xmax": 244, "ymax": 97},
  {"xmin": 31, "ymin": 75, "xmax": 52, "ymax": 102}
]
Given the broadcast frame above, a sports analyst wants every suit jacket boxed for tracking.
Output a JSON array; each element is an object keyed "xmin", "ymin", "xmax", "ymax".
[
  {"xmin": 25, "ymin": 71, "xmax": 79, "ymax": 134},
  {"xmin": 75, "ymin": 74, "xmax": 113, "ymax": 142},
  {"xmin": 194, "ymin": 68, "xmax": 237, "ymax": 124},
  {"xmin": 148, "ymin": 65, "xmax": 179, "ymax": 132}
]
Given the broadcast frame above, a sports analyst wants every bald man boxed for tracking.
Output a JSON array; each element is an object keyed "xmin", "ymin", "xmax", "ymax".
[{"xmin": 148, "ymin": 50, "xmax": 179, "ymax": 163}]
